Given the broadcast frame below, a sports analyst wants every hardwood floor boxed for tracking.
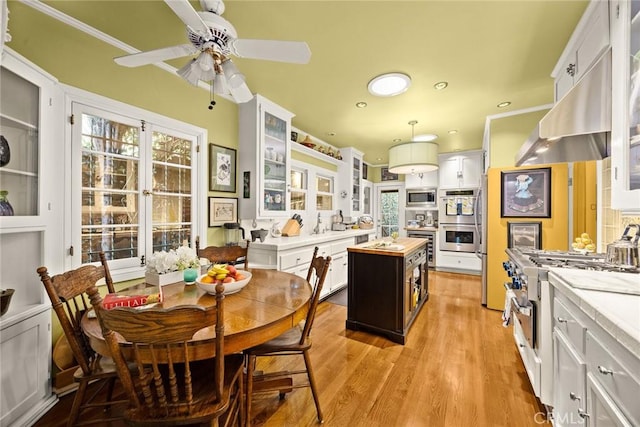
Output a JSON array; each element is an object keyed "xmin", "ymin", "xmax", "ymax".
[{"xmin": 34, "ymin": 271, "xmax": 547, "ymax": 426}]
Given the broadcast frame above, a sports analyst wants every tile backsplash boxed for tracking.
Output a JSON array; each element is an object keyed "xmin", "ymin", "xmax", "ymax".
[{"xmin": 601, "ymin": 157, "xmax": 640, "ymax": 247}]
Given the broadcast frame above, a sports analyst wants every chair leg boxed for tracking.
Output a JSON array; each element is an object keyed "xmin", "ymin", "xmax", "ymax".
[
  {"xmin": 245, "ymin": 354, "xmax": 255, "ymax": 427},
  {"xmin": 67, "ymin": 379, "xmax": 88, "ymax": 427},
  {"xmin": 303, "ymin": 350, "xmax": 323, "ymax": 423},
  {"xmin": 104, "ymin": 376, "xmax": 116, "ymax": 412},
  {"xmin": 238, "ymin": 365, "xmax": 245, "ymax": 427}
]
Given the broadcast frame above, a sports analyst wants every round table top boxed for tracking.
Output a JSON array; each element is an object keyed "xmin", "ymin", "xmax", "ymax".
[{"xmin": 82, "ymin": 268, "xmax": 312, "ymax": 359}]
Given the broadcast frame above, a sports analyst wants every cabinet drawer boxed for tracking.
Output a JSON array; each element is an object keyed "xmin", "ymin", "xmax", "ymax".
[
  {"xmin": 514, "ymin": 316, "xmax": 541, "ymax": 398},
  {"xmin": 553, "ymin": 297, "xmax": 586, "ymax": 355},
  {"xmin": 280, "ymin": 244, "xmax": 329, "ymax": 270},
  {"xmin": 330, "ymin": 238, "xmax": 352, "ymax": 255},
  {"xmin": 585, "ymin": 331, "xmax": 640, "ymax": 426}
]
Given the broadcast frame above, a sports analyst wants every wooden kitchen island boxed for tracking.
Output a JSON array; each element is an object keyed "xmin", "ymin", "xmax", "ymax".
[{"xmin": 346, "ymin": 237, "xmax": 428, "ymax": 344}]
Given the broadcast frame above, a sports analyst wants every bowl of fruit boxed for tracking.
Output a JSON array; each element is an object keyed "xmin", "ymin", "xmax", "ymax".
[
  {"xmin": 196, "ymin": 264, "xmax": 252, "ymax": 295},
  {"xmin": 572, "ymin": 232, "xmax": 596, "ymax": 253}
]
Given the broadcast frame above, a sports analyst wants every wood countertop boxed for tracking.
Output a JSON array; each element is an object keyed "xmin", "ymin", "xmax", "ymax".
[{"xmin": 347, "ymin": 237, "xmax": 427, "ymax": 257}]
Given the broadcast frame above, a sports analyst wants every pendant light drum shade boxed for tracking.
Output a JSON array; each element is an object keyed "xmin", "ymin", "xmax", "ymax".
[{"xmin": 388, "ymin": 141, "xmax": 439, "ymax": 174}]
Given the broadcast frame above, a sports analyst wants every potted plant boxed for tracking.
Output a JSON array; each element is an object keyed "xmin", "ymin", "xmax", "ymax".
[{"xmin": 145, "ymin": 245, "xmax": 201, "ymax": 286}]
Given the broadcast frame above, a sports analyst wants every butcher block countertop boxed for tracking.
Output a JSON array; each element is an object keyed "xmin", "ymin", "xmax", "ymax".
[{"xmin": 348, "ymin": 237, "xmax": 427, "ymax": 257}]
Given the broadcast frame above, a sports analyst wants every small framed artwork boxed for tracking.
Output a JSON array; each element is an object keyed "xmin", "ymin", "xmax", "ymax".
[
  {"xmin": 208, "ymin": 197, "xmax": 237, "ymax": 227},
  {"xmin": 507, "ymin": 221, "xmax": 542, "ymax": 250},
  {"xmin": 381, "ymin": 167, "xmax": 398, "ymax": 181},
  {"xmin": 243, "ymin": 171, "xmax": 250, "ymax": 198},
  {"xmin": 209, "ymin": 144, "xmax": 236, "ymax": 192},
  {"xmin": 501, "ymin": 167, "xmax": 551, "ymax": 218}
]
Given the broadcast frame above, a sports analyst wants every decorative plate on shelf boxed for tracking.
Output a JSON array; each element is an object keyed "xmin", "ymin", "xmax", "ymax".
[{"xmin": 301, "ymin": 142, "xmax": 316, "ymax": 149}]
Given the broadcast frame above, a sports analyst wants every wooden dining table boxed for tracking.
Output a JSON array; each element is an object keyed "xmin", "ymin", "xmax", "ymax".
[{"xmin": 82, "ymin": 268, "xmax": 312, "ymax": 360}]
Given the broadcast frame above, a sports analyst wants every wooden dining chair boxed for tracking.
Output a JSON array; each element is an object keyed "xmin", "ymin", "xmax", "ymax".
[
  {"xmin": 196, "ymin": 238, "xmax": 250, "ymax": 269},
  {"xmin": 244, "ymin": 247, "xmax": 331, "ymax": 424},
  {"xmin": 37, "ymin": 252, "xmax": 128, "ymax": 426},
  {"xmin": 91, "ymin": 282, "xmax": 245, "ymax": 427}
]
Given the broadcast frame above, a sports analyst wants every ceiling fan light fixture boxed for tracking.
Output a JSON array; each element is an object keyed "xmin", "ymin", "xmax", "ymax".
[
  {"xmin": 368, "ymin": 73, "xmax": 411, "ymax": 97},
  {"xmin": 221, "ymin": 59, "xmax": 245, "ymax": 89},
  {"xmin": 177, "ymin": 59, "xmax": 203, "ymax": 86}
]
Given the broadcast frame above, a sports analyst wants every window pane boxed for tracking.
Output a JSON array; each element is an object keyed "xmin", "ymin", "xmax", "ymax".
[
  {"xmin": 291, "ymin": 170, "xmax": 305, "ymax": 190},
  {"xmin": 291, "ymin": 191, "xmax": 306, "ymax": 210},
  {"xmin": 81, "ymin": 114, "xmax": 140, "ymax": 263},
  {"xmin": 316, "ymin": 176, "xmax": 332, "ymax": 193},
  {"xmin": 316, "ymin": 194, "xmax": 333, "ymax": 210}
]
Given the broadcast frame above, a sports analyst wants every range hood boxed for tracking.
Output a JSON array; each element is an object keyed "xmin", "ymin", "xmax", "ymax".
[{"xmin": 515, "ymin": 48, "xmax": 611, "ymax": 166}]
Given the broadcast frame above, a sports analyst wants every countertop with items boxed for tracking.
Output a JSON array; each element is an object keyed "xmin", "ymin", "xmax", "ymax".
[
  {"xmin": 348, "ymin": 237, "xmax": 428, "ymax": 257},
  {"xmin": 548, "ymin": 267, "xmax": 640, "ymax": 357},
  {"xmin": 248, "ymin": 228, "xmax": 374, "ymax": 251}
]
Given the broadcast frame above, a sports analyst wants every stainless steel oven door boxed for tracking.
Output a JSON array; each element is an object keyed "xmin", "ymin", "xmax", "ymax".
[
  {"xmin": 438, "ymin": 224, "xmax": 478, "ymax": 252},
  {"xmin": 438, "ymin": 190, "xmax": 477, "ymax": 225}
]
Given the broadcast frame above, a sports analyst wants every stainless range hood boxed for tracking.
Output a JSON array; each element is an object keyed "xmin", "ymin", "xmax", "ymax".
[{"xmin": 515, "ymin": 48, "xmax": 611, "ymax": 166}]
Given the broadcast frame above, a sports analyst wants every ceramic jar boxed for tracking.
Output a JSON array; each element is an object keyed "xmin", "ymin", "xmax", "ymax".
[{"xmin": 0, "ymin": 191, "xmax": 14, "ymax": 216}]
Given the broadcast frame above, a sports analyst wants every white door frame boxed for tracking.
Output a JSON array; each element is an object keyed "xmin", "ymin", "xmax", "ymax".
[{"xmin": 374, "ymin": 182, "xmax": 405, "ymax": 238}]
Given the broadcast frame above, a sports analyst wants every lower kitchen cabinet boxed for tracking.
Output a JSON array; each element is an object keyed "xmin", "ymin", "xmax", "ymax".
[
  {"xmin": 550, "ymin": 275, "xmax": 640, "ymax": 427},
  {"xmin": 435, "ymin": 249, "xmax": 481, "ymax": 274}
]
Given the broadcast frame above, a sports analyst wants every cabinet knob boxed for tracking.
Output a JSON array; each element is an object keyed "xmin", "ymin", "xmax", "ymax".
[
  {"xmin": 556, "ymin": 317, "xmax": 568, "ymax": 323},
  {"xmin": 597, "ymin": 365, "xmax": 614, "ymax": 376},
  {"xmin": 578, "ymin": 409, "xmax": 589, "ymax": 419},
  {"xmin": 569, "ymin": 392, "xmax": 581, "ymax": 402}
]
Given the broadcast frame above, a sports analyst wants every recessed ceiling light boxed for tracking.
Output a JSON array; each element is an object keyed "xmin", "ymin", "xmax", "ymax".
[
  {"xmin": 376, "ymin": 157, "xmax": 382, "ymax": 161},
  {"xmin": 415, "ymin": 133, "xmax": 438, "ymax": 142},
  {"xmin": 355, "ymin": 101, "xmax": 367, "ymax": 108},
  {"xmin": 497, "ymin": 101, "xmax": 511, "ymax": 108},
  {"xmin": 448, "ymin": 129, "xmax": 458, "ymax": 134},
  {"xmin": 368, "ymin": 73, "xmax": 411, "ymax": 97},
  {"xmin": 326, "ymin": 132, "xmax": 336, "ymax": 137},
  {"xmin": 433, "ymin": 81, "xmax": 448, "ymax": 90},
  {"xmin": 393, "ymin": 138, "xmax": 402, "ymax": 143}
]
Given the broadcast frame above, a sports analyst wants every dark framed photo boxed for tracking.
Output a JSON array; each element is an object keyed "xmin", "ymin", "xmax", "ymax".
[
  {"xmin": 501, "ymin": 167, "xmax": 551, "ymax": 218},
  {"xmin": 381, "ymin": 166, "xmax": 398, "ymax": 181},
  {"xmin": 208, "ymin": 197, "xmax": 237, "ymax": 227},
  {"xmin": 507, "ymin": 221, "xmax": 542, "ymax": 249},
  {"xmin": 363, "ymin": 163, "xmax": 368, "ymax": 180},
  {"xmin": 209, "ymin": 144, "xmax": 236, "ymax": 192},
  {"xmin": 243, "ymin": 171, "xmax": 250, "ymax": 198}
]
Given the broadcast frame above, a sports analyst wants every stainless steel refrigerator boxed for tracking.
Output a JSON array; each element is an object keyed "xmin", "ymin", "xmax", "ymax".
[{"xmin": 474, "ymin": 174, "xmax": 488, "ymax": 305}]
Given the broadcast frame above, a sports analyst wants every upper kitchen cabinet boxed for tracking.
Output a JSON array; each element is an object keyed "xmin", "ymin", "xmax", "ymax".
[
  {"xmin": 238, "ymin": 94, "xmax": 294, "ymax": 219},
  {"xmin": 338, "ymin": 147, "xmax": 364, "ymax": 218},
  {"xmin": 0, "ymin": 49, "xmax": 61, "ymax": 427},
  {"xmin": 553, "ymin": 0, "xmax": 610, "ymax": 101},
  {"xmin": 404, "ymin": 170, "xmax": 438, "ymax": 189},
  {"xmin": 438, "ymin": 150, "xmax": 483, "ymax": 189},
  {"xmin": 610, "ymin": 0, "xmax": 640, "ymax": 212}
]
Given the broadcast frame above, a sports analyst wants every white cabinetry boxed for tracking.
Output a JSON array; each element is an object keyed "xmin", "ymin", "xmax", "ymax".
[
  {"xmin": 438, "ymin": 150, "xmax": 482, "ymax": 189},
  {"xmin": 338, "ymin": 147, "xmax": 363, "ymax": 218},
  {"xmin": 0, "ymin": 49, "xmax": 60, "ymax": 427},
  {"xmin": 404, "ymin": 170, "xmax": 438, "ymax": 189},
  {"xmin": 553, "ymin": 0, "xmax": 610, "ymax": 101},
  {"xmin": 238, "ymin": 94, "xmax": 294, "ymax": 219},
  {"xmin": 610, "ymin": 0, "xmax": 640, "ymax": 212},
  {"xmin": 550, "ymin": 282, "xmax": 640, "ymax": 427},
  {"xmin": 435, "ymin": 249, "xmax": 481, "ymax": 273}
]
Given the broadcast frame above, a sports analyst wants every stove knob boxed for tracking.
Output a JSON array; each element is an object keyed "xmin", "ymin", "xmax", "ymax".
[
  {"xmin": 512, "ymin": 277, "xmax": 522, "ymax": 289},
  {"xmin": 502, "ymin": 261, "xmax": 510, "ymax": 271}
]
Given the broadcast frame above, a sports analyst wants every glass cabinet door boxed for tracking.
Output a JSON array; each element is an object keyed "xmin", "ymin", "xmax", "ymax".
[
  {"xmin": 0, "ymin": 67, "xmax": 39, "ymax": 217},
  {"xmin": 262, "ymin": 111, "xmax": 288, "ymax": 213},
  {"xmin": 352, "ymin": 156, "xmax": 361, "ymax": 211},
  {"xmin": 629, "ymin": 0, "xmax": 640, "ymax": 190}
]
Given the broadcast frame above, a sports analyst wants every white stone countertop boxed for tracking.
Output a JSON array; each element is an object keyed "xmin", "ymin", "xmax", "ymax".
[
  {"xmin": 549, "ymin": 268, "xmax": 640, "ymax": 357},
  {"xmin": 248, "ymin": 228, "xmax": 374, "ymax": 251}
]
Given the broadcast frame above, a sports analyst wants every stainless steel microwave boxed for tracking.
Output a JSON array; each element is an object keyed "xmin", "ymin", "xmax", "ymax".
[{"xmin": 406, "ymin": 188, "xmax": 437, "ymax": 207}]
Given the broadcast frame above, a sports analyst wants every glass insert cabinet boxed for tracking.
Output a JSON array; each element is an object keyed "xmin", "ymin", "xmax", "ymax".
[
  {"xmin": 239, "ymin": 94, "xmax": 294, "ymax": 219},
  {"xmin": 0, "ymin": 50, "xmax": 60, "ymax": 427}
]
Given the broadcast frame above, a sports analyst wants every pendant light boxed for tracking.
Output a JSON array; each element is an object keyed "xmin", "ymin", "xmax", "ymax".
[{"xmin": 388, "ymin": 120, "xmax": 439, "ymax": 174}]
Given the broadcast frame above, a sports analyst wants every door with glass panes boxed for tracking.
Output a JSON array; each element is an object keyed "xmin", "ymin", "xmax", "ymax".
[{"xmin": 71, "ymin": 103, "xmax": 200, "ymax": 273}]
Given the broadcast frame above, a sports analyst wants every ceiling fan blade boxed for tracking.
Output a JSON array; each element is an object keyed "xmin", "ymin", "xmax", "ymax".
[
  {"xmin": 229, "ymin": 81, "xmax": 253, "ymax": 103},
  {"xmin": 230, "ymin": 39, "xmax": 311, "ymax": 64},
  {"xmin": 164, "ymin": 0, "xmax": 211, "ymax": 36},
  {"xmin": 115, "ymin": 44, "xmax": 198, "ymax": 67}
]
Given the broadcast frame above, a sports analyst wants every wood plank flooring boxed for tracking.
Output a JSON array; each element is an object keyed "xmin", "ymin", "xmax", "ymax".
[{"xmin": 34, "ymin": 271, "xmax": 547, "ymax": 426}]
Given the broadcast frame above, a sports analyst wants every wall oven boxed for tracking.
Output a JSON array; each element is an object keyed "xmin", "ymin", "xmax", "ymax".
[
  {"xmin": 406, "ymin": 188, "xmax": 437, "ymax": 207},
  {"xmin": 438, "ymin": 189, "xmax": 477, "ymax": 225},
  {"xmin": 438, "ymin": 223, "xmax": 478, "ymax": 253}
]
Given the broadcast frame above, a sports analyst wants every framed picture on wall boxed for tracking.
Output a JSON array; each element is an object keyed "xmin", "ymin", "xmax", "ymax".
[
  {"xmin": 209, "ymin": 144, "xmax": 236, "ymax": 192},
  {"xmin": 501, "ymin": 167, "xmax": 551, "ymax": 218},
  {"xmin": 363, "ymin": 163, "xmax": 368, "ymax": 180},
  {"xmin": 507, "ymin": 221, "xmax": 542, "ymax": 249},
  {"xmin": 208, "ymin": 197, "xmax": 237, "ymax": 227},
  {"xmin": 381, "ymin": 167, "xmax": 398, "ymax": 181}
]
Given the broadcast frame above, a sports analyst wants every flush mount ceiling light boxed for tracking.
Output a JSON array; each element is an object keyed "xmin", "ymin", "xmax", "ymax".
[
  {"xmin": 355, "ymin": 101, "xmax": 368, "ymax": 108},
  {"xmin": 388, "ymin": 120, "xmax": 439, "ymax": 174},
  {"xmin": 497, "ymin": 101, "xmax": 512, "ymax": 108},
  {"xmin": 448, "ymin": 129, "xmax": 458, "ymax": 134},
  {"xmin": 368, "ymin": 73, "xmax": 411, "ymax": 97},
  {"xmin": 433, "ymin": 81, "xmax": 448, "ymax": 90}
]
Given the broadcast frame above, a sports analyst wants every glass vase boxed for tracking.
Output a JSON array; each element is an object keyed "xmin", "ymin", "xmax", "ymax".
[{"xmin": 0, "ymin": 191, "xmax": 14, "ymax": 216}]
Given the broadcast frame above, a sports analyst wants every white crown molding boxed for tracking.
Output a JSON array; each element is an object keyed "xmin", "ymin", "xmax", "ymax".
[{"xmin": 19, "ymin": 0, "xmax": 234, "ymax": 102}]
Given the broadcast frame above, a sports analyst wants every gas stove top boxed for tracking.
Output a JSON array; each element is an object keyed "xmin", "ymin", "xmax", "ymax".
[{"xmin": 519, "ymin": 248, "xmax": 639, "ymax": 274}]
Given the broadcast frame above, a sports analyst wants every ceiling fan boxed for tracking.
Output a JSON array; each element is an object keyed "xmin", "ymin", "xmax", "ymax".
[{"xmin": 114, "ymin": 0, "xmax": 311, "ymax": 104}]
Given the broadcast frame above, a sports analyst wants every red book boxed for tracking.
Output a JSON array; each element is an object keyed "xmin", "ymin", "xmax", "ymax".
[{"xmin": 102, "ymin": 293, "xmax": 162, "ymax": 310}]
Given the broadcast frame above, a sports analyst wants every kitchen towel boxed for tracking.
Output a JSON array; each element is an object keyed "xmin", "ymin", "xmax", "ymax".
[{"xmin": 502, "ymin": 292, "xmax": 512, "ymax": 327}]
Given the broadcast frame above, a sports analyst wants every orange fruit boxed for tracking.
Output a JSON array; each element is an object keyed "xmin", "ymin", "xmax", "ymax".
[
  {"xmin": 200, "ymin": 275, "xmax": 214, "ymax": 284},
  {"xmin": 235, "ymin": 274, "xmax": 244, "ymax": 280}
]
